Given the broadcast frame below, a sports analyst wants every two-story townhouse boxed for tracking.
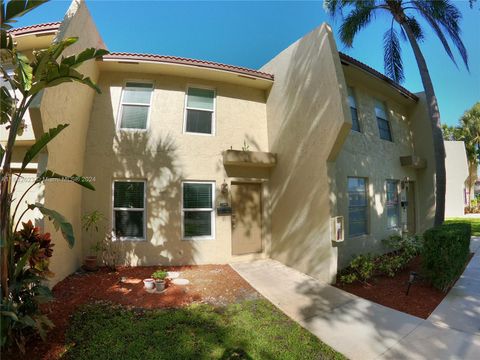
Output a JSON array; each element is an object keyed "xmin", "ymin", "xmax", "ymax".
[{"xmin": 2, "ymin": 0, "xmax": 438, "ymax": 285}]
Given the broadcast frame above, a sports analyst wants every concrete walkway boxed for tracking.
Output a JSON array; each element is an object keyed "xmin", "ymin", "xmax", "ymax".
[{"xmin": 230, "ymin": 237, "xmax": 480, "ymax": 360}]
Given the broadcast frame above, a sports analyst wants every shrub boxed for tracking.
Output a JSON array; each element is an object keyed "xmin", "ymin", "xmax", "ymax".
[
  {"xmin": 1, "ymin": 221, "xmax": 55, "ymax": 352},
  {"xmin": 422, "ymin": 222, "xmax": 471, "ymax": 291},
  {"xmin": 339, "ymin": 273, "xmax": 357, "ymax": 284},
  {"xmin": 340, "ymin": 235, "xmax": 424, "ymax": 284},
  {"xmin": 340, "ymin": 254, "xmax": 376, "ymax": 284},
  {"xmin": 376, "ymin": 255, "xmax": 404, "ymax": 277}
]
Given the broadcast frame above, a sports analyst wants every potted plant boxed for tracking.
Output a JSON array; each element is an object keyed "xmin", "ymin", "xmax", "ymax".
[
  {"xmin": 82, "ymin": 210, "xmax": 106, "ymax": 271},
  {"xmin": 151, "ymin": 270, "xmax": 168, "ymax": 292},
  {"xmin": 143, "ymin": 278, "xmax": 155, "ymax": 290}
]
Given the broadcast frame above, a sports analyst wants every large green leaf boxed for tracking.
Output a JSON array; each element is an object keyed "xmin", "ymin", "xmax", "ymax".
[
  {"xmin": 0, "ymin": 311, "xmax": 18, "ymax": 321},
  {"xmin": 0, "ymin": 144, "xmax": 4, "ymax": 165},
  {"xmin": 0, "ymin": 85, "xmax": 13, "ymax": 125},
  {"xmin": 13, "ymin": 243, "xmax": 37, "ymax": 279},
  {"xmin": 3, "ymin": 0, "xmax": 49, "ymax": 28},
  {"xmin": 37, "ymin": 169, "xmax": 95, "ymax": 190},
  {"xmin": 15, "ymin": 52, "xmax": 33, "ymax": 92},
  {"xmin": 21, "ymin": 124, "xmax": 69, "ymax": 170},
  {"xmin": 61, "ymin": 48, "xmax": 109, "ymax": 68},
  {"xmin": 28, "ymin": 204, "xmax": 75, "ymax": 248}
]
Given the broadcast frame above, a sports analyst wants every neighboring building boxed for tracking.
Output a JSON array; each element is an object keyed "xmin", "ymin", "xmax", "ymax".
[
  {"xmin": 444, "ymin": 141, "xmax": 469, "ymax": 217},
  {"xmin": 1, "ymin": 0, "xmax": 437, "ymax": 285}
]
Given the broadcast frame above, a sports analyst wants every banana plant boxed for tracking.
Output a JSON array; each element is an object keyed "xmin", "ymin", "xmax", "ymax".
[{"xmin": 0, "ymin": 0, "xmax": 108, "ymax": 348}]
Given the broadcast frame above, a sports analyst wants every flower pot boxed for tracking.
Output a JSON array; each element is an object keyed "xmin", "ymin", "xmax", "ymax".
[
  {"xmin": 155, "ymin": 279, "xmax": 166, "ymax": 292},
  {"xmin": 143, "ymin": 278, "xmax": 155, "ymax": 290},
  {"xmin": 84, "ymin": 256, "xmax": 98, "ymax": 271}
]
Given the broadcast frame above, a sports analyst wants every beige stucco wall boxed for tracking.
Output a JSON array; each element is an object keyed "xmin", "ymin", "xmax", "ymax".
[
  {"xmin": 260, "ymin": 23, "xmax": 351, "ymax": 283},
  {"xmin": 334, "ymin": 71, "xmax": 419, "ymax": 268},
  {"xmin": 29, "ymin": 0, "xmax": 105, "ymax": 285},
  {"xmin": 445, "ymin": 141, "xmax": 468, "ymax": 217},
  {"xmin": 81, "ymin": 71, "xmax": 271, "ymax": 266},
  {"xmin": 409, "ymin": 93, "xmax": 436, "ymax": 233}
]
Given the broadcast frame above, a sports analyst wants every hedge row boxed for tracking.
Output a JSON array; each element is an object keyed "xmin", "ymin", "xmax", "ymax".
[{"xmin": 422, "ymin": 222, "xmax": 471, "ymax": 291}]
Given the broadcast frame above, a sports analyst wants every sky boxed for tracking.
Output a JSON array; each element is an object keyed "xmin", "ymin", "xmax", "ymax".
[{"xmin": 12, "ymin": 0, "xmax": 480, "ymax": 125}]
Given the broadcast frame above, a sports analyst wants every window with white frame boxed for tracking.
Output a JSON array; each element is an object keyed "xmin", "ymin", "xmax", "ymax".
[
  {"xmin": 184, "ymin": 87, "xmax": 215, "ymax": 135},
  {"xmin": 348, "ymin": 177, "xmax": 368, "ymax": 237},
  {"xmin": 386, "ymin": 180, "xmax": 400, "ymax": 229},
  {"xmin": 375, "ymin": 100, "xmax": 392, "ymax": 141},
  {"xmin": 182, "ymin": 181, "xmax": 215, "ymax": 239},
  {"xmin": 118, "ymin": 82, "xmax": 153, "ymax": 129},
  {"xmin": 347, "ymin": 86, "xmax": 361, "ymax": 132},
  {"xmin": 113, "ymin": 181, "xmax": 146, "ymax": 240}
]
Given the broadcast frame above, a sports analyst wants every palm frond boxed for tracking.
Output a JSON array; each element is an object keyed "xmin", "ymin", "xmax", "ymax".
[
  {"xmin": 323, "ymin": 0, "xmax": 360, "ymax": 17},
  {"xmin": 405, "ymin": 16, "xmax": 424, "ymax": 41},
  {"xmin": 339, "ymin": 2, "xmax": 376, "ymax": 47},
  {"xmin": 383, "ymin": 27, "xmax": 404, "ymax": 83},
  {"xmin": 413, "ymin": 0, "xmax": 468, "ymax": 70}
]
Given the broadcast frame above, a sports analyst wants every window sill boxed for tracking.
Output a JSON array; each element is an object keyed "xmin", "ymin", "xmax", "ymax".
[
  {"xmin": 182, "ymin": 237, "xmax": 215, "ymax": 241},
  {"xmin": 348, "ymin": 234, "xmax": 369, "ymax": 240},
  {"xmin": 183, "ymin": 131, "xmax": 215, "ymax": 137},
  {"xmin": 114, "ymin": 237, "xmax": 147, "ymax": 242},
  {"xmin": 117, "ymin": 128, "xmax": 148, "ymax": 132}
]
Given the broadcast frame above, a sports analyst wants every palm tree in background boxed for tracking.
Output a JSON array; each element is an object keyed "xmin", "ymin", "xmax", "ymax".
[{"xmin": 324, "ymin": 0, "xmax": 469, "ymax": 226}]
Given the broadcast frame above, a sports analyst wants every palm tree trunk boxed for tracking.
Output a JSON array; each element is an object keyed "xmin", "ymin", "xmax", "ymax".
[{"xmin": 403, "ymin": 22, "xmax": 446, "ymax": 226}]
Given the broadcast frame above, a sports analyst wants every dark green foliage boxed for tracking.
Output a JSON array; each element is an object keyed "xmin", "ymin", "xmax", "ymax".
[
  {"xmin": 64, "ymin": 300, "xmax": 346, "ymax": 360},
  {"xmin": 339, "ymin": 253, "xmax": 375, "ymax": 284},
  {"xmin": 339, "ymin": 235, "xmax": 423, "ymax": 284},
  {"xmin": 1, "ymin": 222, "xmax": 56, "ymax": 351},
  {"xmin": 422, "ymin": 222, "xmax": 471, "ymax": 291},
  {"xmin": 151, "ymin": 269, "xmax": 168, "ymax": 280}
]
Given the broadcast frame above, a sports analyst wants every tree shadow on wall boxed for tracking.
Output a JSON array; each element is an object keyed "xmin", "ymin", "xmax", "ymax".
[{"xmin": 109, "ymin": 130, "xmax": 197, "ymax": 266}]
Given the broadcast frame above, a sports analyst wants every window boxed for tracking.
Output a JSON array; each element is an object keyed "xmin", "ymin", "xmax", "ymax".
[
  {"xmin": 184, "ymin": 87, "xmax": 215, "ymax": 135},
  {"xmin": 348, "ymin": 177, "xmax": 368, "ymax": 237},
  {"xmin": 347, "ymin": 87, "xmax": 361, "ymax": 132},
  {"xmin": 182, "ymin": 182, "xmax": 215, "ymax": 239},
  {"xmin": 375, "ymin": 100, "xmax": 392, "ymax": 141},
  {"xmin": 386, "ymin": 180, "xmax": 400, "ymax": 229},
  {"xmin": 113, "ymin": 181, "xmax": 146, "ymax": 240},
  {"xmin": 118, "ymin": 82, "xmax": 153, "ymax": 129}
]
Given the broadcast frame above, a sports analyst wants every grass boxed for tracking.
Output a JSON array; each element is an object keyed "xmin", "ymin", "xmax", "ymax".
[
  {"xmin": 445, "ymin": 217, "xmax": 480, "ymax": 236},
  {"xmin": 64, "ymin": 299, "xmax": 345, "ymax": 360}
]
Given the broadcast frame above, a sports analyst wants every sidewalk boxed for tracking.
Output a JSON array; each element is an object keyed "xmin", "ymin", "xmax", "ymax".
[{"xmin": 230, "ymin": 238, "xmax": 480, "ymax": 360}]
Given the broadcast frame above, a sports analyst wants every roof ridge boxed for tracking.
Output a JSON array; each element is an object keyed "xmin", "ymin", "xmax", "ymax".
[{"xmin": 104, "ymin": 52, "xmax": 274, "ymax": 80}]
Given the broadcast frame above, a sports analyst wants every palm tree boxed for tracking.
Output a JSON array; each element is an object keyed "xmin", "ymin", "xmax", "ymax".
[
  {"xmin": 460, "ymin": 102, "xmax": 480, "ymax": 203},
  {"xmin": 324, "ymin": 0, "xmax": 469, "ymax": 226},
  {"xmin": 442, "ymin": 120, "xmax": 477, "ymax": 205}
]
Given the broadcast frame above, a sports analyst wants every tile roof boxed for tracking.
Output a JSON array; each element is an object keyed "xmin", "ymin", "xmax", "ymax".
[
  {"xmin": 8, "ymin": 21, "xmax": 61, "ymax": 36},
  {"xmin": 101, "ymin": 52, "xmax": 275, "ymax": 81},
  {"xmin": 7, "ymin": 23, "xmax": 416, "ymax": 99},
  {"xmin": 339, "ymin": 52, "xmax": 418, "ymax": 101}
]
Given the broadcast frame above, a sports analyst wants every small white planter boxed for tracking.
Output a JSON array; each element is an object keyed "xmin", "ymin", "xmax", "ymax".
[{"xmin": 143, "ymin": 278, "xmax": 155, "ymax": 290}]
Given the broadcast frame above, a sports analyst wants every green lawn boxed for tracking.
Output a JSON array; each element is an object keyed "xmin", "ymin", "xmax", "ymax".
[
  {"xmin": 65, "ymin": 299, "xmax": 345, "ymax": 360},
  {"xmin": 445, "ymin": 217, "xmax": 480, "ymax": 236}
]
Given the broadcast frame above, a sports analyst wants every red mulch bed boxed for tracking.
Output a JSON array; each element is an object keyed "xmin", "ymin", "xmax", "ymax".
[
  {"xmin": 8, "ymin": 264, "xmax": 259, "ymax": 360},
  {"xmin": 334, "ymin": 254, "xmax": 473, "ymax": 319}
]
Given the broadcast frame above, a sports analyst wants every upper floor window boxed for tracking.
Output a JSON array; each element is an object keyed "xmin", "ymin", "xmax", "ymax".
[
  {"xmin": 184, "ymin": 87, "xmax": 215, "ymax": 135},
  {"xmin": 113, "ymin": 180, "xmax": 146, "ymax": 240},
  {"xmin": 118, "ymin": 82, "xmax": 153, "ymax": 130},
  {"xmin": 347, "ymin": 87, "xmax": 361, "ymax": 132},
  {"xmin": 386, "ymin": 180, "xmax": 400, "ymax": 229},
  {"xmin": 348, "ymin": 177, "xmax": 368, "ymax": 237},
  {"xmin": 375, "ymin": 100, "xmax": 392, "ymax": 141}
]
